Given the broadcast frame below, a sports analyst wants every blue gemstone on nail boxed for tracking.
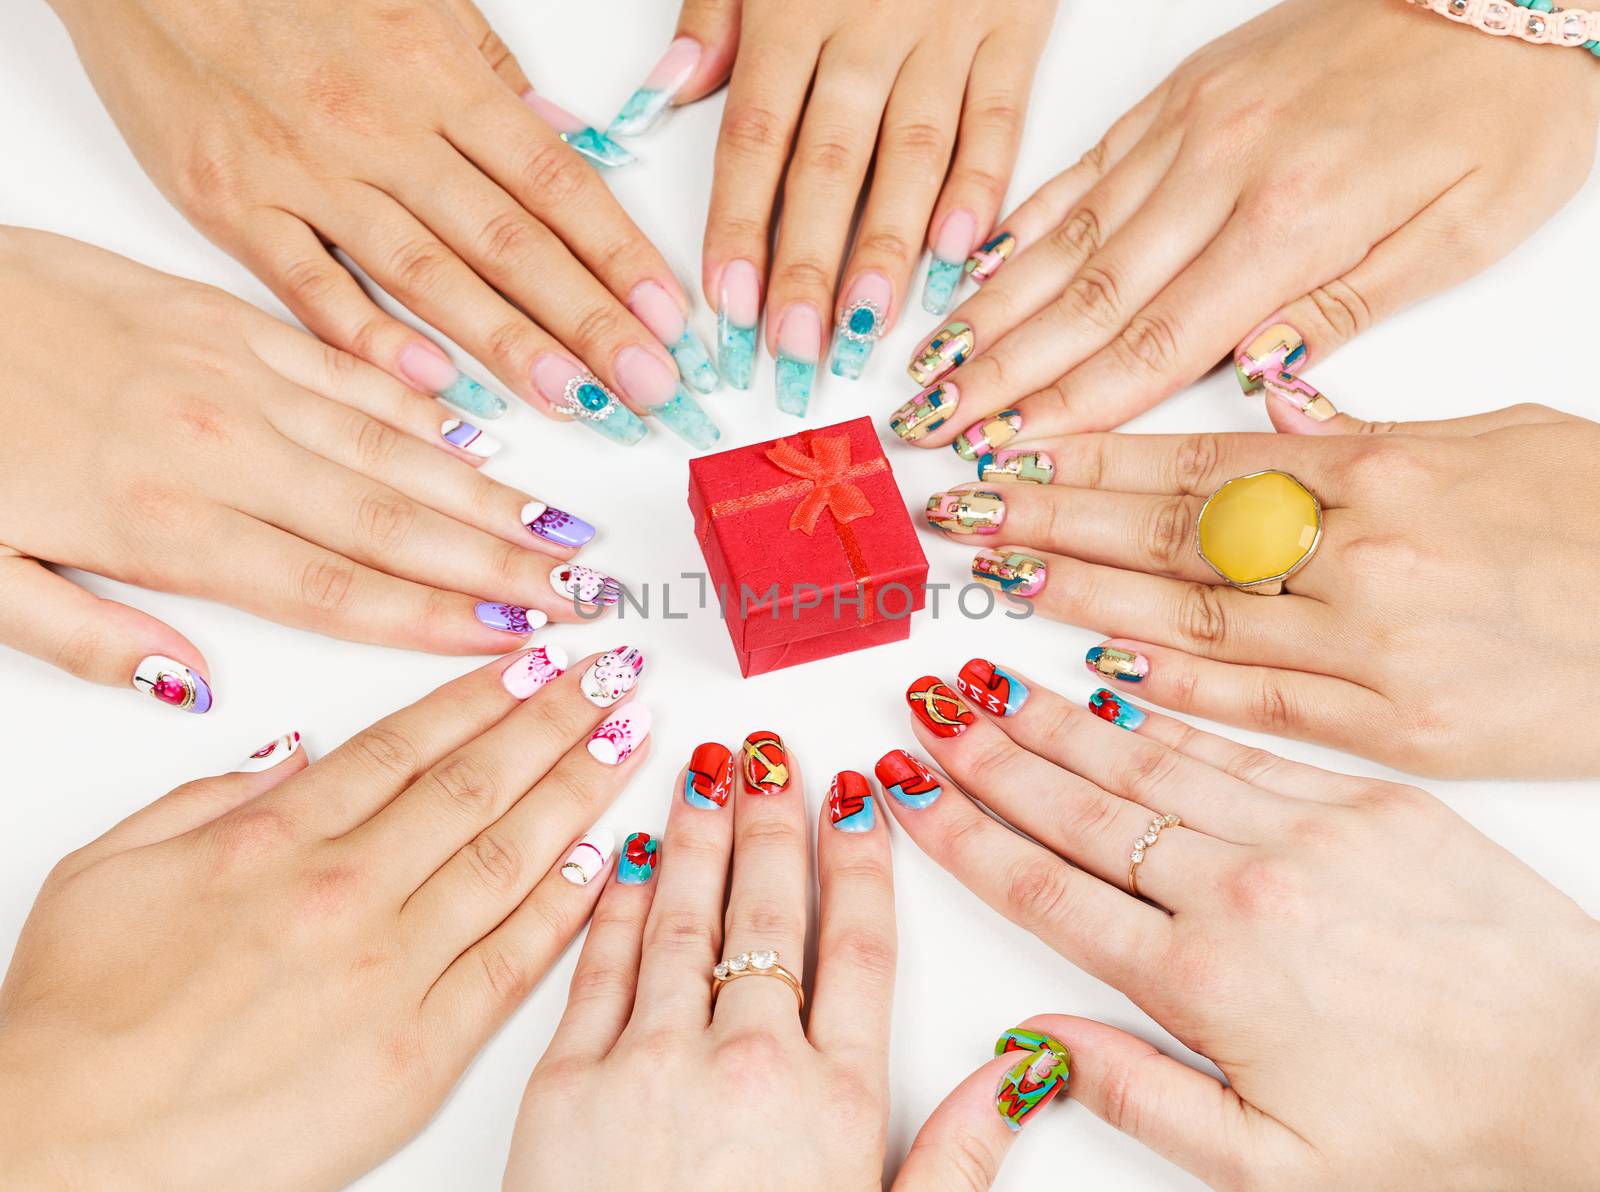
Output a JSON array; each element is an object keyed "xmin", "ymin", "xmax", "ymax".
[{"xmin": 848, "ymin": 306, "xmax": 876, "ymax": 336}]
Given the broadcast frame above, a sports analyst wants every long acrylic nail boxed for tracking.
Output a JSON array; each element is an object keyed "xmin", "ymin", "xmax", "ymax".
[
  {"xmin": 908, "ymin": 320, "xmax": 974, "ymax": 386},
  {"xmin": 398, "ymin": 342, "xmax": 507, "ymax": 420},
  {"xmin": 979, "ymin": 448, "xmax": 1054, "ymax": 485},
  {"xmin": 1263, "ymin": 370, "xmax": 1338, "ymax": 422},
  {"xmin": 629, "ymin": 280, "xmax": 719, "ymax": 396},
  {"xmin": 1086, "ymin": 645, "xmax": 1150, "ymax": 684},
  {"xmin": 717, "ymin": 259, "xmax": 760, "ymax": 389},
  {"xmin": 609, "ymin": 37, "xmax": 702, "ymax": 136},
  {"xmin": 906, "ymin": 675, "xmax": 974, "ymax": 738},
  {"xmin": 952, "ymin": 410, "xmax": 1021, "ymax": 461},
  {"xmin": 588, "ymin": 704, "xmax": 652, "ymax": 765},
  {"xmin": 926, "ymin": 488, "xmax": 1005, "ymax": 534},
  {"xmin": 617, "ymin": 831, "xmax": 659, "ymax": 884},
  {"xmin": 561, "ymin": 829, "xmax": 616, "ymax": 886},
  {"xmin": 889, "ymin": 383, "xmax": 959, "ymax": 443},
  {"xmin": 684, "ymin": 741, "xmax": 734, "ymax": 809},
  {"xmin": 827, "ymin": 770, "xmax": 876, "ymax": 832},
  {"xmin": 581, "ymin": 646, "xmax": 644, "ymax": 707},
  {"xmin": 132, "ymin": 655, "xmax": 213, "ymax": 714},
  {"xmin": 551, "ymin": 563, "xmax": 624, "ymax": 608},
  {"xmin": 995, "ymin": 1036, "xmax": 1070, "ymax": 1131},
  {"xmin": 1234, "ymin": 320, "xmax": 1308, "ymax": 393},
  {"xmin": 501, "ymin": 644, "xmax": 569, "ymax": 699},
  {"xmin": 616, "ymin": 343, "xmax": 720, "ymax": 449},
  {"xmin": 956, "ymin": 657, "xmax": 1030, "ymax": 717},
  {"xmin": 522, "ymin": 90, "xmax": 635, "ymax": 168},
  {"xmin": 237, "ymin": 732, "xmax": 300, "ymax": 772},
  {"xmin": 966, "ymin": 231, "xmax": 1015, "ymax": 284},
  {"xmin": 532, "ymin": 354, "xmax": 647, "ymax": 446},
  {"xmin": 440, "ymin": 419, "xmax": 501, "ymax": 457},
  {"xmin": 875, "ymin": 749, "xmax": 942, "ymax": 809},
  {"xmin": 475, "ymin": 602, "xmax": 548, "ymax": 634},
  {"xmin": 924, "ymin": 209, "xmax": 977, "ymax": 316},
  {"xmin": 830, "ymin": 272, "xmax": 891, "ymax": 380},
  {"xmin": 1090, "ymin": 687, "xmax": 1147, "ymax": 731},
  {"xmin": 521, "ymin": 501, "xmax": 596, "ymax": 548},
  {"xmin": 972, "ymin": 549, "xmax": 1047, "ymax": 598},
  {"xmin": 650, "ymin": 388, "xmax": 722, "ymax": 449},
  {"xmin": 741, "ymin": 730, "xmax": 790, "ymax": 794},
  {"xmin": 774, "ymin": 303, "xmax": 822, "ymax": 417}
]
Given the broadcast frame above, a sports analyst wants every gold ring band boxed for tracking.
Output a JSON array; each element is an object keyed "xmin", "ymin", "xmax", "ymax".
[
  {"xmin": 711, "ymin": 950, "xmax": 804, "ymax": 1013},
  {"xmin": 1128, "ymin": 814, "xmax": 1180, "ymax": 899}
]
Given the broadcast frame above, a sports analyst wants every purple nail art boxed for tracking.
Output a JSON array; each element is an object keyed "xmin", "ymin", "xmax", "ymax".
[
  {"xmin": 474, "ymin": 602, "xmax": 550, "ymax": 634},
  {"xmin": 521, "ymin": 501, "xmax": 596, "ymax": 548}
]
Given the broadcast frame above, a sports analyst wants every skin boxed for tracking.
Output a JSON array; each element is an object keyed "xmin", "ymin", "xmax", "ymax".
[
  {"xmin": 884, "ymin": 667, "xmax": 1600, "ymax": 1191},
  {"xmin": 0, "ymin": 228, "xmax": 617, "ymax": 693},
  {"xmin": 899, "ymin": 0, "xmax": 1600, "ymax": 441},
  {"xmin": 0, "ymin": 649, "xmax": 651, "ymax": 1188}
]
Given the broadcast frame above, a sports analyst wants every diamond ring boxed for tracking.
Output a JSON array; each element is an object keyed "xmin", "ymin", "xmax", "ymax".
[{"xmin": 711, "ymin": 949, "xmax": 804, "ymax": 1012}]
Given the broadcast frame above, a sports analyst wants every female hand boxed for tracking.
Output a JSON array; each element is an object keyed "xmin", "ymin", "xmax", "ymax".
[
  {"xmin": 605, "ymin": 0, "xmax": 1056, "ymax": 416},
  {"xmin": 882, "ymin": 664, "xmax": 1600, "ymax": 1190},
  {"xmin": 49, "ymin": 0, "xmax": 723, "ymax": 447},
  {"xmin": 921, "ymin": 392, "xmax": 1600, "ymax": 777},
  {"xmin": 0, "ymin": 228, "xmax": 626, "ymax": 712},
  {"xmin": 0, "ymin": 644, "xmax": 652, "ymax": 1187},
  {"xmin": 889, "ymin": 0, "xmax": 1600, "ymax": 444},
  {"xmin": 505, "ymin": 734, "xmax": 897, "ymax": 1189}
]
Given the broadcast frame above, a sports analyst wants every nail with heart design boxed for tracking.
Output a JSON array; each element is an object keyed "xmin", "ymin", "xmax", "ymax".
[
  {"xmin": 684, "ymin": 741, "xmax": 734, "ymax": 809},
  {"xmin": 874, "ymin": 749, "xmax": 942, "ymax": 809},
  {"xmin": 501, "ymin": 645, "xmax": 569, "ymax": 699},
  {"xmin": 952, "ymin": 409, "xmax": 1021, "ymax": 462},
  {"xmin": 966, "ymin": 231, "xmax": 1015, "ymax": 283},
  {"xmin": 906, "ymin": 675, "xmax": 974, "ymax": 738},
  {"xmin": 971, "ymin": 549, "xmax": 1047, "ymax": 598},
  {"xmin": 132, "ymin": 655, "xmax": 213, "ymax": 714},
  {"xmin": 827, "ymin": 770, "xmax": 875, "ymax": 833},
  {"xmin": 587, "ymin": 704, "xmax": 652, "ymax": 766},
  {"xmin": 521, "ymin": 501, "xmax": 596, "ymax": 548},
  {"xmin": 908, "ymin": 320, "xmax": 974, "ymax": 386},
  {"xmin": 926, "ymin": 488, "xmax": 1004, "ymax": 535},
  {"xmin": 550, "ymin": 563, "xmax": 624, "ymax": 607},
  {"xmin": 889, "ymin": 382, "xmax": 958, "ymax": 443},
  {"xmin": 561, "ymin": 828, "xmax": 616, "ymax": 886},
  {"xmin": 978, "ymin": 448, "xmax": 1054, "ymax": 485},
  {"xmin": 475, "ymin": 602, "xmax": 548, "ymax": 635},
  {"xmin": 581, "ymin": 647, "xmax": 644, "ymax": 707},
  {"xmin": 617, "ymin": 831, "xmax": 659, "ymax": 885},
  {"xmin": 1086, "ymin": 645, "xmax": 1150, "ymax": 683},
  {"xmin": 440, "ymin": 419, "xmax": 501, "ymax": 458},
  {"xmin": 1090, "ymin": 687, "xmax": 1147, "ymax": 731},
  {"xmin": 236, "ymin": 732, "xmax": 300, "ymax": 772},
  {"xmin": 741, "ymin": 730, "xmax": 790, "ymax": 794},
  {"xmin": 956, "ymin": 658, "xmax": 1030, "ymax": 718}
]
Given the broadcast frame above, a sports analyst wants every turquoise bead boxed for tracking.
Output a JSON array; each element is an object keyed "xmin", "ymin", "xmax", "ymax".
[{"xmin": 848, "ymin": 306, "xmax": 876, "ymax": 336}]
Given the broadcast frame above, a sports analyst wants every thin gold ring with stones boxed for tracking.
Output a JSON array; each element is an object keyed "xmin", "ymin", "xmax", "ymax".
[
  {"xmin": 1128, "ymin": 814, "xmax": 1180, "ymax": 898},
  {"xmin": 711, "ymin": 950, "xmax": 805, "ymax": 1013}
]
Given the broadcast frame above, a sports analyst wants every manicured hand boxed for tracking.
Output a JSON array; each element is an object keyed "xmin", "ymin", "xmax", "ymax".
[
  {"xmin": 885, "ymin": 665, "xmax": 1600, "ymax": 1189},
  {"xmin": 48, "ymin": 0, "xmax": 723, "ymax": 446},
  {"xmin": 505, "ymin": 735, "xmax": 896, "ymax": 1189},
  {"xmin": 0, "ymin": 228, "xmax": 626, "ymax": 711},
  {"xmin": 890, "ymin": 0, "xmax": 1600, "ymax": 444},
  {"xmin": 0, "ymin": 645, "xmax": 651, "ymax": 1187}
]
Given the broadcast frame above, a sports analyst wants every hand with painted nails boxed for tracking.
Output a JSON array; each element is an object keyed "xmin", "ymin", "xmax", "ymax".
[
  {"xmin": 891, "ymin": 0, "xmax": 1600, "ymax": 444},
  {"xmin": 0, "ymin": 648, "xmax": 648, "ymax": 1186},
  {"xmin": 884, "ymin": 665, "xmax": 1600, "ymax": 1190},
  {"xmin": 505, "ymin": 734, "xmax": 898, "ymax": 1189},
  {"xmin": 925, "ymin": 398, "xmax": 1600, "ymax": 777},
  {"xmin": 49, "ymin": 0, "xmax": 722, "ymax": 447},
  {"xmin": 0, "ymin": 229, "xmax": 624, "ymax": 711},
  {"xmin": 647, "ymin": 0, "xmax": 1057, "ymax": 416}
]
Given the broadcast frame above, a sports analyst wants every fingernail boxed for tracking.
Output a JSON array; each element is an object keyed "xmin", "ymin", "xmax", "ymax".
[
  {"xmin": 996, "ymin": 1026, "xmax": 1071, "ymax": 1058},
  {"xmin": 774, "ymin": 303, "xmax": 822, "ymax": 417},
  {"xmin": 972, "ymin": 549, "xmax": 1047, "ymax": 598},
  {"xmin": 995, "ymin": 1036, "xmax": 1070, "ymax": 1131},
  {"xmin": 629, "ymin": 280, "xmax": 720, "ymax": 396},
  {"xmin": 522, "ymin": 90, "xmax": 635, "ymax": 167},
  {"xmin": 609, "ymin": 36, "xmax": 702, "ymax": 136},
  {"xmin": 1087, "ymin": 645, "xmax": 1150, "ymax": 684},
  {"xmin": 979, "ymin": 448, "xmax": 1054, "ymax": 485},
  {"xmin": 952, "ymin": 409, "xmax": 1021, "ymax": 461},
  {"xmin": 440, "ymin": 419, "xmax": 502, "ymax": 457},
  {"xmin": 581, "ymin": 646, "xmax": 644, "ymax": 707},
  {"xmin": 1089, "ymin": 687, "xmax": 1146, "ymax": 731},
  {"xmin": 521, "ymin": 500, "xmax": 596, "ymax": 548},
  {"xmin": 617, "ymin": 830, "xmax": 660, "ymax": 884},
  {"xmin": 923, "ymin": 208, "xmax": 977, "ymax": 316},
  {"xmin": 908, "ymin": 320, "xmax": 974, "ymax": 386},
  {"xmin": 550, "ymin": 562, "xmax": 624, "ymax": 608},
  {"xmin": 906, "ymin": 675, "xmax": 974, "ymax": 738},
  {"xmin": 533, "ymin": 354, "xmax": 648, "ymax": 446},
  {"xmin": 1234, "ymin": 320, "xmax": 1308, "ymax": 393},
  {"xmin": 132, "ymin": 655, "xmax": 213, "ymax": 714},
  {"xmin": 717, "ymin": 259, "xmax": 760, "ymax": 389},
  {"xmin": 830, "ymin": 272, "xmax": 891, "ymax": 380},
  {"xmin": 956, "ymin": 657, "xmax": 1030, "ymax": 717},
  {"xmin": 684, "ymin": 741, "xmax": 734, "ymax": 809},
  {"xmin": 501, "ymin": 644, "xmax": 569, "ymax": 699},
  {"xmin": 587, "ymin": 703, "xmax": 652, "ymax": 765},
  {"xmin": 561, "ymin": 828, "xmax": 616, "ymax": 886},
  {"xmin": 966, "ymin": 231, "xmax": 1015, "ymax": 284},
  {"xmin": 1263, "ymin": 370, "xmax": 1338, "ymax": 422},
  {"xmin": 826, "ymin": 770, "xmax": 876, "ymax": 832},
  {"xmin": 889, "ymin": 382, "xmax": 959, "ymax": 443},
  {"xmin": 475, "ymin": 602, "xmax": 549, "ymax": 634},
  {"xmin": 741, "ymin": 730, "xmax": 790, "ymax": 794},
  {"xmin": 649, "ymin": 388, "xmax": 722, "ymax": 450},
  {"xmin": 616, "ymin": 342, "xmax": 721, "ymax": 448},
  {"xmin": 399, "ymin": 343, "xmax": 507, "ymax": 420},
  {"xmin": 237, "ymin": 732, "xmax": 300, "ymax": 772},
  {"xmin": 926, "ymin": 488, "xmax": 1005, "ymax": 534},
  {"xmin": 875, "ymin": 749, "xmax": 942, "ymax": 809}
]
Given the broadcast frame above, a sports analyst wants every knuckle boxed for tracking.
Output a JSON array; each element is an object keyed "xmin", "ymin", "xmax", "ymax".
[
  {"xmin": 1078, "ymin": 136, "xmax": 1113, "ymax": 179},
  {"xmin": 205, "ymin": 805, "xmax": 295, "ymax": 869},
  {"xmin": 292, "ymin": 862, "xmax": 363, "ymax": 923},
  {"xmin": 1004, "ymin": 856, "xmax": 1078, "ymax": 932},
  {"xmin": 567, "ymin": 957, "xmax": 634, "ymax": 1007},
  {"xmin": 737, "ymin": 814, "xmax": 804, "ymax": 855},
  {"xmin": 278, "ymin": 254, "xmax": 341, "ymax": 310},
  {"xmin": 970, "ymin": 98, "xmax": 1024, "ymax": 137},
  {"xmin": 298, "ymin": 556, "xmax": 359, "ymax": 616},
  {"xmin": 1171, "ymin": 434, "xmax": 1222, "ymax": 494},
  {"xmin": 1112, "ymin": 312, "xmax": 1180, "ymax": 378},
  {"xmin": 828, "ymin": 926, "xmax": 896, "ymax": 985},
  {"xmin": 465, "ymin": 829, "xmax": 524, "ymax": 895},
  {"xmin": 1108, "ymin": 740, "xmax": 1183, "ymax": 805},
  {"xmin": 734, "ymin": 895, "xmax": 802, "ymax": 942},
  {"xmin": 1175, "ymin": 582, "xmax": 1230, "ymax": 649},
  {"xmin": 352, "ymin": 416, "xmax": 399, "ymax": 474},
  {"xmin": 477, "ymin": 208, "xmax": 541, "ymax": 267},
  {"xmin": 854, "ymin": 228, "xmax": 916, "ymax": 264},
  {"xmin": 1061, "ymin": 265, "xmax": 1123, "ymax": 330},
  {"xmin": 52, "ymin": 623, "xmax": 107, "ymax": 681},
  {"xmin": 1227, "ymin": 744, "xmax": 1287, "ymax": 787},
  {"xmin": 645, "ymin": 909, "xmax": 716, "ymax": 956},
  {"xmin": 482, "ymin": 317, "xmax": 537, "ymax": 371},
  {"xmin": 168, "ymin": 393, "xmax": 235, "ymax": 447},
  {"xmin": 346, "ymin": 725, "xmax": 421, "ymax": 783},
  {"xmin": 796, "ymin": 133, "xmax": 861, "ymax": 179},
  {"xmin": 1220, "ymin": 856, "xmax": 1297, "ymax": 919},
  {"xmin": 713, "ymin": 1028, "xmax": 790, "ymax": 1091},
  {"xmin": 532, "ymin": 767, "xmax": 592, "ymax": 822},
  {"xmin": 1306, "ymin": 278, "xmax": 1371, "ymax": 344},
  {"xmin": 568, "ymin": 303, "xmax": 626, "ymax": 354},
  {"xmin": 721, "ymin": 103, "xmax": 789, "ymax": 155},
  {"xmin": 387, "ymin": 237, "xmax": 454, "ymax": 298},
  {"xmin": 1048, "ymin": 206, "xmax": 1102, "ymax": 266},
  {"xmin": 486, "ymin": 539, "xmax": 529, "ymax": 592},
  {"xmin": 1099, "ymin": 1053, "xmax": 1155, "ymax": 1136},
  {"xmin": 886, "ymin": 118, "xmax": 949, "ymax": 164},
  {"xmin": 518, "ymin": 140, "xmax": 589, "ymax": 206},
  {"xmin": 356, "ymin": 490, "xmax": 416, "ymax": 552},
  {"xmin": 775, "ymin": 258, "xmax": 833, "ymax": 297},
  {"xmin": 427, "ymin": 754, "xmax": 502, "ymax": 818},
  {"xmin": 477, "ymin": 29, "xmax": 513, "ymax": 72},
  {"xmin": 1242, "ymin": 171, "xmax": 1318, "ymax": 236},
  {"xmin": 319, "ymin": 342, "xmax": 361, "ymax": 387},
  {"xmin": 1140, "ymin": 495, "xmax": 1194, "ymax": 572},
  {"xmin": 346, "ymin": 316, "xmax": 387, "ymax": 367},
  {"xmin": 1054, "ymin": 788, "xmax": 1126, "ymax": 851},
  {"xmin": 477, "ymin": 942, "xmax": 537, "ymax": 1008},
  {"xmin": 1250, "ymin": 673, "xmax": 1303, "ymax": 736},
  {"xmin": 948, "ymin": 162, "xmax": 1008, "ymax": 205}
]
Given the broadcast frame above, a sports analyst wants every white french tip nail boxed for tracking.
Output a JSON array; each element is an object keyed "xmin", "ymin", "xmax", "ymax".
[
  {"xmin": 561, "ymin": 827, "xmax": 617, "ymax": 885},
  {"xmin": 236, "ymin": 732, "xmax": 302, "ymax": 772}
]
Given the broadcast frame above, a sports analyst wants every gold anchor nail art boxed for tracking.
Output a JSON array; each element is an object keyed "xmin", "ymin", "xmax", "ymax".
[{"xmin": 905, "ymin": 675, "xmax": 974, "ymax": 737}]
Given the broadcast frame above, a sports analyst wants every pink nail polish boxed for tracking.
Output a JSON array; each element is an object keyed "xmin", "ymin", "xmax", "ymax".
[
  {"xmin": 614, "ymin": 344, "xmax": 679, "ymax": 408},
  {"xmin": 775, "ymin": 303, "xmax": 822, "ymax": 417},
  {"xmin": 531, "ymin": 353, "xmax": 648, "ymax": 445},
  {"xmin": 587, "ymin": 704, "xmax": 653, "ymax": 765},
  {"xmin": 932, "ymin": 209, "xmax": 979, "ymax": 265},
  {"xmin": 397, "ymin": 341, "xmax": 457, "ymax": 392},
  {"xmin": 609, "ymin": 37, "xmax": 703, "ymax": 136},
  {"xmin": 502, "ymin": 645, "xmax": 569, "ymax": 699},
  {"xmin": 717, "ymin": 259, "xmax": 761, "ymax": 389},
  {"xmin": 830, "ymin": 271, "xmax": 893, "ymax": 380},
  {"xmin": 628, "ymin": 280, "xmax": 688, "ymax": 344}
]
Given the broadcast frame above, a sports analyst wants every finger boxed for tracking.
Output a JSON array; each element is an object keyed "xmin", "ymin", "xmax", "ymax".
[
  {"xmin": 1265, "ymin": 381, "xmax": 1572, "ymax": 439},
  {"xmin": 608, "ymin": 26, "xmax": 727, "ymax": 137},
  {"xmin": 436, "ymin": 0, "xmax": 534, "ymax": 94},
  {"xmin": 890, "ymin": 1054, "xmax": 1028, "ymax": 1192}
]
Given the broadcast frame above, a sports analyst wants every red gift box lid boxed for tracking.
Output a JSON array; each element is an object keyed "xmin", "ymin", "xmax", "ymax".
[{"xmin": 687, "ymin": 417, "xmax": 928, "ymax": 655}]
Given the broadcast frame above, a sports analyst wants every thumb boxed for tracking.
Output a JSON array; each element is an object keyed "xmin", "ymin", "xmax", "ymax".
[
  {"xmin": 1263, "ymin": 387, "xmax": 1575, "ymax": 440},
  {"xmin": 0, "ymin": 550, "xmax": 215, "ymax": 714},
  {"xmin": 607, "ymin": 0, "xmax": 743, "ymax": 137}
]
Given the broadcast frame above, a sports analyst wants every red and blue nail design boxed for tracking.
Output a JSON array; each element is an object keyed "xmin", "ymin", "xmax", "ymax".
[
  {"xmin": 827, "ymin": 770, "xmax": 875, "ymax": 833},
  {"xmin": 994, "ymin": 1026, "xmax": 1071, "ymax": 1131},
  {"xmin": 742, "ymin": 730, "xmax": 790, "ymax": 794},
  {"xmin": 685, "ymin": 741, "xmax": 734, "ymax": 809},
  {"xmin": 617, "ymin": 831, "xmax": 659, "ymax": 885},
  {"xmin": 956, "ymin": 658, "xmax": 1029, "ymax": 718},
  {"xmin": 906, "ymin": 676, "xmax": 974, "ymax": 737},
  {"xmin": 1090, "ymin": 687, "xmax": 1146, "ymax": 731},
  {"xmin": 875, "ymin": 749, "xmax": 941, "ymax": 810}
]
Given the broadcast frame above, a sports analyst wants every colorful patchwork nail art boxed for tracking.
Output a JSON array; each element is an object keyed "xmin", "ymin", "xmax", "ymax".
[
  {"xmin": 588, "ymin": 704, "xmax": 652, "ymax": 765},
  {"xmin": 561, "ymin": 828, "xmax": 616, "ymax": 886},
  {"xmin": 774, "ymin": 304, "xmax": 822, "ymax": 418},
  {"xmin": 581, "ymin": 647, "xmax": 644, "ymax": 707},
  {"xmin": 132, "ymin": 655, "xmax": 213, "ymax": 714},
  {"xmin": 236, "ymin": 732, "xmax": 300, "ymax": 773},
  {"xmin": 830, "ymin": 274, "xmax": 892, "ymax": 381},
  {"xmin": 828, "ymin": 770, "xmax": 875, "ymax": 833},
  {"xmin": 966, "ymin": 231, "xmax": 1015, "ymax": 284},
  {"xmin": 617, "ymin": 831, "xmax": 659, "ymax": 884},
  {"xmin": 741, "ymin": 730, "xmax": 790, "ymax": 794},
  {"xmin": 550, "ymin": 563, "xmax": 624, "ymax": 607},
  {"xmin": 874, "ymin": 749, "xmax": 942, "ymax": 809},
  {"xmin": 978, "ymin": 448, "xmax": 1055, "ymax": 485},
  {"xmin": 398, "ymin": 343, "xmax": 507, "ymax": 420},
  {"xmin": 544, "ymin": 367, "xmax": 648, "ymax": 447},
  {"xmin": 994, "ymin": 1034, "xmax": 1070, "ymax": 1131},
  {"xmin": 440, "ymin": 419, "xmax": 501, "ymax": 457},
  {"xmin": 926, "ymin": 488, "xmax": 1005, "ymax": 534},
  {"xmin": 684, "ymin": 741, "xmax": 734, "ymax": 809},
  {"xmin": 906, "ymin": 676, "xmax": 974, "ymax": 738},
  {"xmin": 1090, "ymin": 687, "xmax": 1147, "ymax": 731},
  {"xmin": 923, "ymin": 209, "xmax": 977, "ymax": 317},
  {"xmin": 521, "ymin": 501, "xmax": 596, "ymax": 548},
  {"xmin": 1234, "ymin": 321, "xmax": 1307, "ymax": 393},
  {"xmin": 501, "ymin": 644, "xmax": 569, "ymax": 699},
  {"xmin": 648, "ymin": 388, "xmax": 722, "ymax": 450},
  {"xmin": 908, "ymin": 320, "xmax": 975, "ymax": 386},
  {"xmin": 522, "ymin": 90, "xmax": 635, "ymax": 168},
  {"xmin": 956, "ymin": 658, "xmax": 1030, "ymax": 718},
  {"xmin": 952, "ymin": 409, "xmax": 1022, "ymax": 461},
  {"xmin": 972, "ymin": 549, "xmax": 1047, "ymax": 598},
  {"xmin": 1263, "ymin": 369, "xmax": 1338, "ymax": 422},
  {"xmin": 717, "ymin": 260, "xmax": 760, "ymax": 390},
  {"xmin": 608, "ymin": 36, "xmax": 701, "ymax": 136},
  {"xmin": 475, "ymin": 602, "xmax": 548, "ymax": 634},
  {"xmin": 889, "ymin": 383, "xmax": 959, "ymax": 443},
  {"xmin": 1086, "ymin": 645, "xmax": 1149, "ymax": 683}
]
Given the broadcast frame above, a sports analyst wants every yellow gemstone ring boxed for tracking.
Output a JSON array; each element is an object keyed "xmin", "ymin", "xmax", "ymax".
[{"xmin": 1195, "ymin": 470, "xmax": 1322, "ymax": 595}]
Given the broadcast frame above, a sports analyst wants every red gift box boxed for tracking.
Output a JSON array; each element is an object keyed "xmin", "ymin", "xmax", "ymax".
[{"xmin": 688, "ymin": 416, "xmax": 929, "ymax": 677}]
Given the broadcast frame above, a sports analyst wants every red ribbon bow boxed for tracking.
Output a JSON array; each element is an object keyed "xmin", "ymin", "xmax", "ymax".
[{"xmin": 764, "ymin": 435, "xmax": 877, "ymax": 535}]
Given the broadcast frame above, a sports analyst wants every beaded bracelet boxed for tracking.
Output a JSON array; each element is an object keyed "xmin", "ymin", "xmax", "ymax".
[{"xmin": 1406, "ymin": 0, "xmax": 1600, "ymax": 55}]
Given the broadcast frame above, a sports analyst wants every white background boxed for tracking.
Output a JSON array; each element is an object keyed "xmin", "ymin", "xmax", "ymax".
[{"xmin": 2, "ymin": 1, "xmax": 1598, "ymax": 1188}]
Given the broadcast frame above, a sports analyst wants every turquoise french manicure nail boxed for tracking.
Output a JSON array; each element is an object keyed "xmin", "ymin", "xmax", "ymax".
[
  {"xmin": 523, "ymin": 91, "xmax": 636, "ymax": 168},
  {"xmin": 830, "ymin": 272, "xmax": 891, "ymax": 380},
  {"xmin": 533, "ymin": 354, "xmax": 647, "ymax": 446},
  {"xmin": 670, "ymin": 329, "xmax": 721, "ymax": 395},
  {"xmin": 649, "ymin": 387, "xmax": 722, "ymax": 450},
  {"xmin": 628, "ymin": 280, "xmax": 720, "ymax": 397},
  {"xmin": 609, "ymin": 38, "xmax": 702, "ymax": 137},
  {"xmin": 718, "ymin": 260, "xmax": 760, "ymax": 389},
  {"xmin": 774, "ymin": 304, "xmax": 822, "ymax": 417},
  {"xmin": 922, "ymin": 258, "xmax": 963, "ymax": 317},
  {"xmin": 1089, "ymin": 687, "xmax": 1147, "ymax": 731},
  {"xmin": 923, "ymin": 209, "xmax": 977, "ymax": 317},
  {"xmin": 438, "ymin": 373, "xmax": 508, "ymax": 420},
  {"xmin": 398, "ymin": 342, "xmax": 508, "ymax": 419}
]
